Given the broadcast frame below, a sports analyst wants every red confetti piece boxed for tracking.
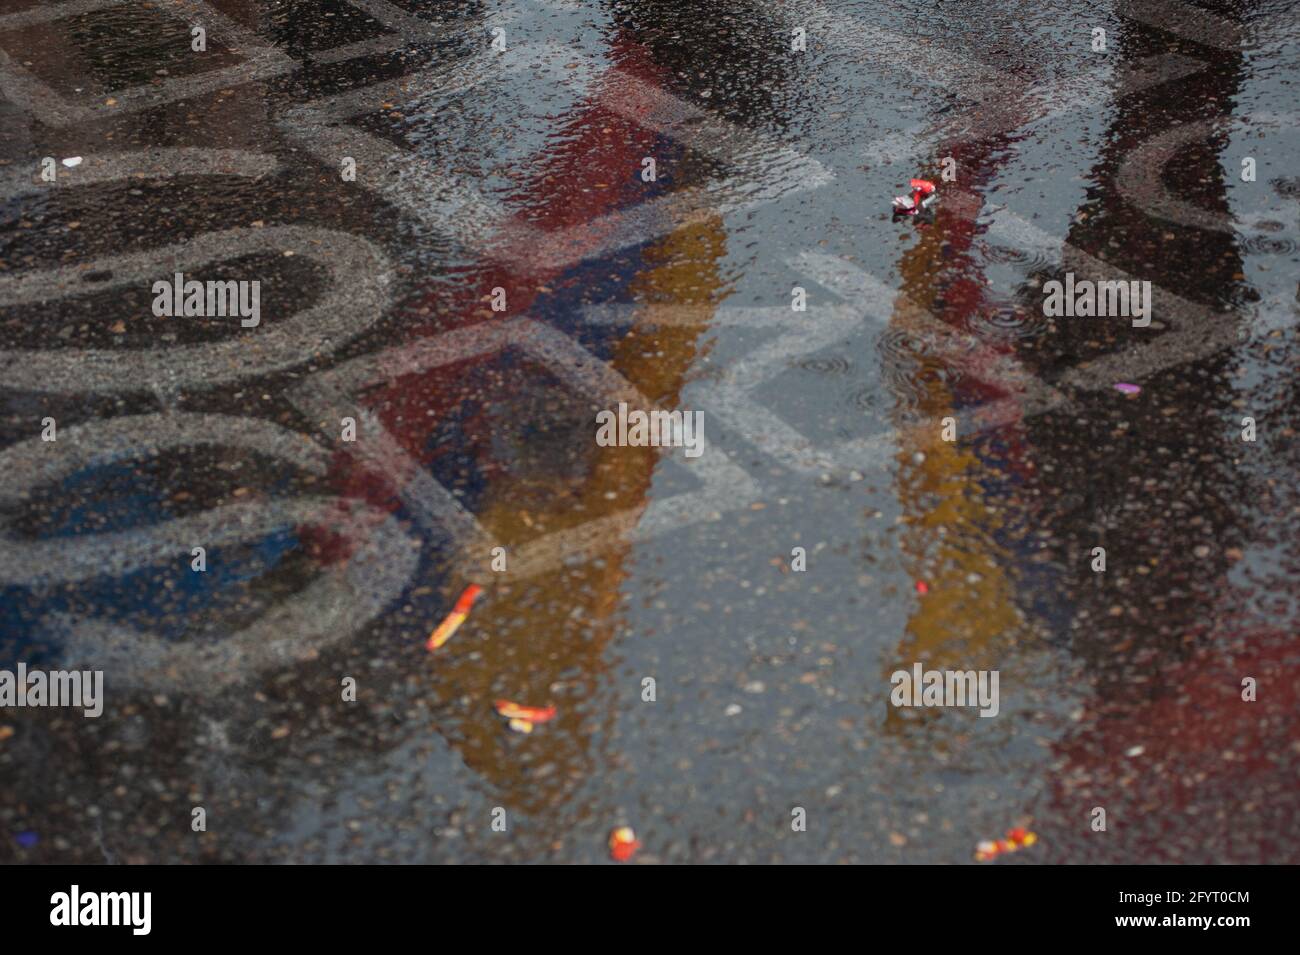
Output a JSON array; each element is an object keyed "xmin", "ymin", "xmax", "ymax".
[
  {"xmin": 494, "ymin": 700, "xmax": 558, "ymax": 724},
  {"xmin": 425, "ymin": 584, "xmax": 483, "ymax": 650},
  {"xmin": 1007, "ymin": 827, "xmax": 1035, "ymax": 847},
  {"xmin": 915, "ymin": 580, "xmax": 929, "ymax": 595},
  {"xmin": 609, "ymin": 827, "xmax": 641, "ymax": 862}
]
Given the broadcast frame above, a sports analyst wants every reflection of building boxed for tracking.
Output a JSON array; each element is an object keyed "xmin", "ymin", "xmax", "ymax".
[
  {"xmin": 882, "ymin": 140, "xmax": 1040, "ymax": 734},
  {"xmin": 1050, "ymin": 627, "xmax": 1298, "ymax": 862},
  {"xmin": 878, "ymin": 2, "xmax": 1298, "ymax": 861},
  {"xmin": 1029, "ymin": 5, "xmax": 1250, "ymax": 673},
  {"xmin": 327, "ymin": 30, "xmax": 738, "ymax": 813},
  {"xmin": 1031, "ymin": 2, "xmax": 1296, "ymax": 862}
]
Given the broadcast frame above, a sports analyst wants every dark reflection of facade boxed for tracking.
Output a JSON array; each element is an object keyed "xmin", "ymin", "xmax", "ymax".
[
  {"xmin": 1029, "ymin": 2, "xmax": 1297, "ymax": 862},
  {"xmin": 1026, "ymin": 5, "xmax": 1248, "ymax": 676},
  {"xmin": 875, "ymin": 1, "xmax": 1297, "ymax": 861},
  {"xmin": 605, "ymin": 0, "xmax": 793, "ymax": 126}
]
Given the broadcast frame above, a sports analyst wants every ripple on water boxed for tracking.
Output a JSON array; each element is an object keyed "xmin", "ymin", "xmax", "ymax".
[
  {"xmin": 975, "ymin": 240, "xmax": 1057, "ymax": 276},
  {"xmin": 1271, "ymin": 177, "xmax": 1300, "ymax": 201},
  {"xmin": 963, "ymin": 303, "xmax": 1049, "ymax": 343},
  {"xmin": 1240, "ymin": 234, "xmax": 1299, "ymax": 256},
  {"xmin": 874, "ymin": 328, "xmax": 967, "ymax": 423},
  {"xmin": 792, "ymin": 354, "xmax": 853, "ymax": 376},
  {"xmin": 846, "ymin": 383, "xmax": 879, "ymax": 413}
]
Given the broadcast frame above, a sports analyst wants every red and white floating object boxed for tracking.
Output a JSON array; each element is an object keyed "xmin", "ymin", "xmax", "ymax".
[
  {"xmin": 975, "ymin": 827, "xmax": 1038, "ymax": 862},
  {"xmin": 892, "ymin": 178, "xmax": 937, "ymax": 215},
  {"xmin": 609, "ymin": 826, "xmax": 641, "ymax": 862},
  {"xmin": 494, "ymin": 700, "xmax": 558, "ymax": 734}
]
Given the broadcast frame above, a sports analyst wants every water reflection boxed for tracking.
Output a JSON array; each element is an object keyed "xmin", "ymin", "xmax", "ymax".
[
  {"xmin": 882, "ymin": 141, "xmax": 1038, "ymax": 734},
  {"xmin": 1030, "ymin": 0, "xmax": 1296, "ymax": 861},
  {"xmin": 1, "ymin": 0, "xmax": 1295, "ymax": 862},
  {"xmin": 329, "ymin": 17, "xmax": 757, "ymax": 813}
]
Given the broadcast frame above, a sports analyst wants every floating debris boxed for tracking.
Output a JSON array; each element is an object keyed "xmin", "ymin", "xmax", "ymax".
[
  {"xmin": 62, "ymin": 157, "xmax": 83, "ymax": 168},
  {"xmin": 495, "ymin": 700, "xmax": 556, "ymax": 733},
  {"xmin": 425, "ymin": 584, "xmax": 483, "ymax": 651},
  {"xmin": 892, "ymin": 178, "xmax": 937, "ymax": 216},
  {"xmin": 14, "ymin": 830, "xmax": 39, "ymax": 849},
  {"xmin": 975, "ymin": 827, "xmax": 1037, "ymax": 862},
  {"xmin": 495, "ymin": 700, "xmax": 557, "ymax": 723},
  {"xmin": 609, "ymin": 826, "xmax": 641, "ymax": 862},
  {"xmin": 915, "ymin": 580, "xmax": 930, "ymax": 595},
  {"xmin": 1114, "ymin": 382, "xmax": 1142, "ymax": 395}
]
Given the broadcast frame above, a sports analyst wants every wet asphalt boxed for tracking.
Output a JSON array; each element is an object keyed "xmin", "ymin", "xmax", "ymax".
[{"xmin": 0, "ymin": 0, "xmax": 1298, "ymax": 864}]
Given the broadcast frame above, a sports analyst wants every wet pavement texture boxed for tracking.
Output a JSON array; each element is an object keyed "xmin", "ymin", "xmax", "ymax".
[{"xmin": 0, "ymin": 0, "xmax": 1298, "ymax": 864}]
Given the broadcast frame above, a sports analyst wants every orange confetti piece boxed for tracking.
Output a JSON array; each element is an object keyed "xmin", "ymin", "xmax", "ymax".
[
  {"xmin": 974, "ymin": 828, "xmax": 1038, "ymax": 861},
  {"xmin": 609, "ymin": 826, "xmax": 641, "ymax": 862},
  {"xmin": 425, "ymin": 584, "xmax": 483, "ymax": 650},
  {"xmin": 494, "ymin": 700, "xmax": 557, "ymax": 723},
  {"xmin": 1007, "ymin": 827, "xmax": 1037, "ymax": 848}
]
